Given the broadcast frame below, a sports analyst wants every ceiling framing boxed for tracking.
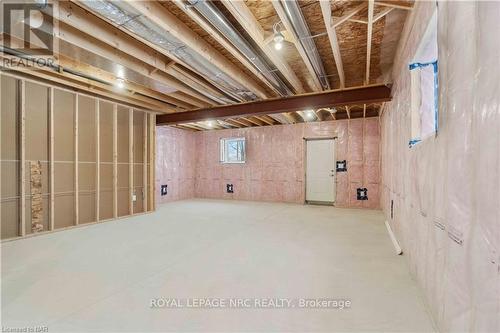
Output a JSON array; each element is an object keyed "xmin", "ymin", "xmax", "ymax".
[{"xmin": 0, "ymin": 0, "xmax": 413, "ymax": 131}]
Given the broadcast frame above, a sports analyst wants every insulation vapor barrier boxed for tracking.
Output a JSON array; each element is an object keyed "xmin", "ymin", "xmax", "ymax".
[
  {"xmin": 156, "ymin": 118, "xmax": 380, "ymax": 209},
  {"xmin": 80, "ymin": 0, "xmax": 255, "ymax": 102},
  {"xmin": 380, "ymin": 1, "xmax": 500, "ymax": 332}
]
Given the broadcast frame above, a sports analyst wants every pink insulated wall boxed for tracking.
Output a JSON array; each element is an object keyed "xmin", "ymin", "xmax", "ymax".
[
  {"xmin": 156, "ymin": 126, "xmax": 196, "ymax": 204},
  {"xmin": 156, "ymin": 118, "xmax": 381, "ymax": 209},
  {"xmin": 380, "ymin": 1, "xmax": 500, "ymax": 331}
]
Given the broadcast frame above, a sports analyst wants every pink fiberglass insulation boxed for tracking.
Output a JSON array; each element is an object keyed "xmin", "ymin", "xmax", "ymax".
[
  {"xmin": 156, "ymin": 118, "xmax": 381, "ymax": 209},
  {"xmin": 380, "ymin": 1, "xmax": 500, "ymax": 331},
  {"xmin": 156, "ymin": 126, "xmax": 196, "ymax": 204}
]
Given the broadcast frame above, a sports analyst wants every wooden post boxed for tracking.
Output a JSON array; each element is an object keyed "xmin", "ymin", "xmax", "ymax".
[
  {"xmin": 95, "ymin": 99, "xmax": 100, "ymax": 222},
  {"xmin": 49, "ymin": 87, "xmax": 55, "ymax": 230},
  {"xmin": 19, "ymin": 79, "xmax": 26, "ymax": 236},
  {"xmin": 149, "ymin": 114, "xmax": 155, "ymax": 211},
  {"xmin": 143, "ymin": 113, "xmax": 148, "ymax": 212},
  {"xmin": 74, "ymin": 94, "xmax": 79, "ymax": 225},
  {"xmin": 129, "ymin": 108, "xmax": 134, "ymax": 215},
  {"xmin": 113, "ymin": 104, "xmax": 118, "ymax": 218}
]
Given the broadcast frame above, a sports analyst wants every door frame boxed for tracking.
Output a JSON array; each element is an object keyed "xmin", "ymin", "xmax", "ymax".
[{"xmin": 303, "ymin": 137, "xmax": 337, "ymax": 206}]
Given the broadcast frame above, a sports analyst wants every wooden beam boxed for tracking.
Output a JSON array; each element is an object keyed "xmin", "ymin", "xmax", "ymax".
[
  {"xmin": 74, "ymin": 94, "xmax": 79, "ymax": 225},
  {"xmin": 366, "ymin": 0, "xmax": 375, "ymax": 85},
  {"xmin": 255, "ymin": 116, "xmax": 274, "ymax": 126},
  {"xmin": 112, "ymin": 104, "xmax": 118, "ymax": 218},
  {"xmin": 320, "ymin": 0, "xmax": 345, "ymax": 88},
  {"xmin": 156, "ymin": 85, "xmax": 392, "ymax": 125},
  {"xmin": 376, "ymin": 1, "xmax": 413, "ymax": 10},
  {"xmin": 124, "ymin": 1, "xmax": 269, "ymax": 99},
  {"xmin": 374, "ymin": 7, "xmax": 394, "ymax": 22},
  {"xmin": 271, "ymin": 0, "xmax": 323, "ymax": 91},
  {"xmin": 245, "ymin": 117, "xmax": 264, "ymax": 126},
  {"xmin": 58, "ymin": 2, "xmax": 215, "ymax": 105},
  {"xmin": 0, "ymin": 55, "xmax": 165, "ymax": 112},
  {"xmin": 167, "ymin": 65, "xmax": 231, "ymax": 105},
  {"xmin": 19, "ymin": 79, "xmax": 26, "ymax": 237},
  {"xmin": 332, "ymin": 3, "xmax": 367, "ymax": 28},
  {"xmin": 49, "ymin": 87, "xmax": 55, "ymax": 230},
  {"xmin": 221, "ymin": 0, "xmax": 305, "ymax": 94},
  {"xmin": 172, "ymin": 0, "xmax": 282, "ymax": 96},
  {"xmin": 95, "ymin": 99, "xmax": 100, "ymax": 222}
]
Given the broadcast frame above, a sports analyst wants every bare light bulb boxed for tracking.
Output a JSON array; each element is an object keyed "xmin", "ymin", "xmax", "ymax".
[
  {"xmin": 116, "ymin": 78, "xmax": 125, "ymax": 89},
  {"xmin": 274, "ymin": 42, "xmax": 283, "ymax": 50}
]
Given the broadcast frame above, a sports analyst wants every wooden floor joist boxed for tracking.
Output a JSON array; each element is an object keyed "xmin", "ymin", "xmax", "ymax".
[{"xmin": 156, "ymin": 85, "xmax": 392, "ymax": 125}]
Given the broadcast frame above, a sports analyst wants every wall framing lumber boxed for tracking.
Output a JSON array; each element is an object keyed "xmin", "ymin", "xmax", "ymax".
[
  {"xmin": 143, "ymin": 113, "xmax": 148, "ymax": 212},
  {"xmin": 128, "ymin": 108, "xmax": 134, "ymax": 215},
  {"xmin": 156, "ymin": 85, "xmax": 392, "ymax": 125},
  {"xmin": 74, "ymin": 93, "xmax": 79, "ymax": 225},
  {"xmin": 49, "ymin": 87, "xmax": 55, "ymax": 230},
  {"xmin": 95, "ymin": 99, "xmax": 100, "ymax": 222},
  {"xmin": 19, "ymin": 79, "xmax": 26, "ymax": 237},
  {"xmin": 112, "ymin": 104, "xmax": 118, "ymax": 219}
]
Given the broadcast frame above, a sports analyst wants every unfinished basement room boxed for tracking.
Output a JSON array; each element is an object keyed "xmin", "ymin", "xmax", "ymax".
[{"xmin": 1, "ymin": 0, "xmax": 499, "ymax": 332}]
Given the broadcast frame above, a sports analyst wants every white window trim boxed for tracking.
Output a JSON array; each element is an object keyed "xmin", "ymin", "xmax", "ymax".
[{"xmin": 220, "ymin": 137, "xmax": 246, "ymax": 164}]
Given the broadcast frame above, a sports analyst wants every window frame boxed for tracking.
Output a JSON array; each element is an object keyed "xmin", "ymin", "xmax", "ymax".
[
  {"xmin": 219, "ymin": 137, "xmax": 246, "ymax": 164},
  {"xmin": 408, "ymin": 7, "xmax": 438, "ymax": 148}
]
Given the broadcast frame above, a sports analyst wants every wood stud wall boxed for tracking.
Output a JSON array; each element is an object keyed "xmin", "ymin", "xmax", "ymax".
[{"xmin": 0, "ymin": 73, "xmax": 156, "ymax": 241}]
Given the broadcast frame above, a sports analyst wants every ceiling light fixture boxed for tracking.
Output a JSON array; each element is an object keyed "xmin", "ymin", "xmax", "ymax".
[
  {"xmin": 116, "ymin": 78, "xmax": 125, "ymax": 89},
  {"xmin": 305, "ymin": 110, "xmax": 315, "ymax": 119},
  {"xmin": 273, "ymin": 22, "xmax": 285, "ymax": 51},
  {"xmin": 207, "ymin": 120, "xmax": 215, "ymax": 128}
]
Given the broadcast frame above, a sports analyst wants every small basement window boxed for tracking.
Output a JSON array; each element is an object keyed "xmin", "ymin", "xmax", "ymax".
[
  {"xmin": 220, "ymin": 137, "xmax": 246, "ymax": 164},
  {"xmin": 409, "ymin": 7, "xmax": 438, "ymax": 147}
]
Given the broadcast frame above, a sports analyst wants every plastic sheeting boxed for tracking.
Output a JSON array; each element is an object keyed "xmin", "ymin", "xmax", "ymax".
[{"xmin": 380, "ymin": 1, "xmax": 500, "ymax": 331}]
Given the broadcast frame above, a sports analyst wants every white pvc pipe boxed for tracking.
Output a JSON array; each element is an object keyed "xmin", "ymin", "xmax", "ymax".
[{"xmin": 385, "ymin": 221, "xmax": 403, "ymax": 255}]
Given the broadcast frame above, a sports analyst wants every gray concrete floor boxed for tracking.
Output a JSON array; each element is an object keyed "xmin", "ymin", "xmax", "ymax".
[{"xmin": 1, "ymin": 199, "xmax": 435, "ymax": 332}]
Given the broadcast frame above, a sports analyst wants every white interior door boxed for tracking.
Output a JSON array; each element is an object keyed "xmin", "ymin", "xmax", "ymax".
[{"xmin": 306, "ymin": 139, "xmax": 335, "ymax": 203}]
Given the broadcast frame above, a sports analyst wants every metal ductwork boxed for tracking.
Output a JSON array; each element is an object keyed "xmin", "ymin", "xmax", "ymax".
[
  {"xmin": 279, "ymin": 0, "xmax": 330, "ymax": 90},
  {"xmin": 79, "ymin": 0, "xmax": 257, "ymax": 103},
  {"xmin": 187, "ymin": 0, "xmax": 293, "ymax": 97}
]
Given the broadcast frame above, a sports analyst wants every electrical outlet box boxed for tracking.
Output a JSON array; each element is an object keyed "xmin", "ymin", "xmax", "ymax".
[
  {"xmin": 132, "ymin": 194, "xmax": 137, "ymax": 202},
  {"xmin": 336, "ymin": 160, "xmax": 347, "ymax": 172},
  {"xmin": 357, "ymin": 188, "xmax": 368, "ymax": 200},
  {"xmin": 160, "ymin": 185, "xmax": 168, "ymax": 196},
  {"xmin": 226, "ymin": 184, "xmax": 234, "ymax": 193}
]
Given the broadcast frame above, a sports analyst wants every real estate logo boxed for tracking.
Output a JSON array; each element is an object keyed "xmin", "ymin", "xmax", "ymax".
[{"xmin": 2, "ymin": 1, "xmax": 57, "ymax": 68}]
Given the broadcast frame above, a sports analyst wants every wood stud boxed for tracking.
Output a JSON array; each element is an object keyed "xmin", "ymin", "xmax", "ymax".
[
  {"xmin": 129, "ymin": 108, "xmax": 134, "ymax": 215},
  {"xmin": 74, "ymin": 94, "xmax": 79, "ymax": 225},
  {"xmin": 49, "ymin": 87, "xmax": 55, "ymax": 230},
  {"xmin": 19, "ymin": 79, "xmax": 26, "ymax": 237},
  {"xmin": 95, "ymin": 99, "xmax": 100, "ymax": 222},
  {"xmin": 113, "ymin": 104, "xmax": 118, "ymax": 218},
  {"xmin": 143, "ymin": 113, "xmax": 148, "ymax": 212}
]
